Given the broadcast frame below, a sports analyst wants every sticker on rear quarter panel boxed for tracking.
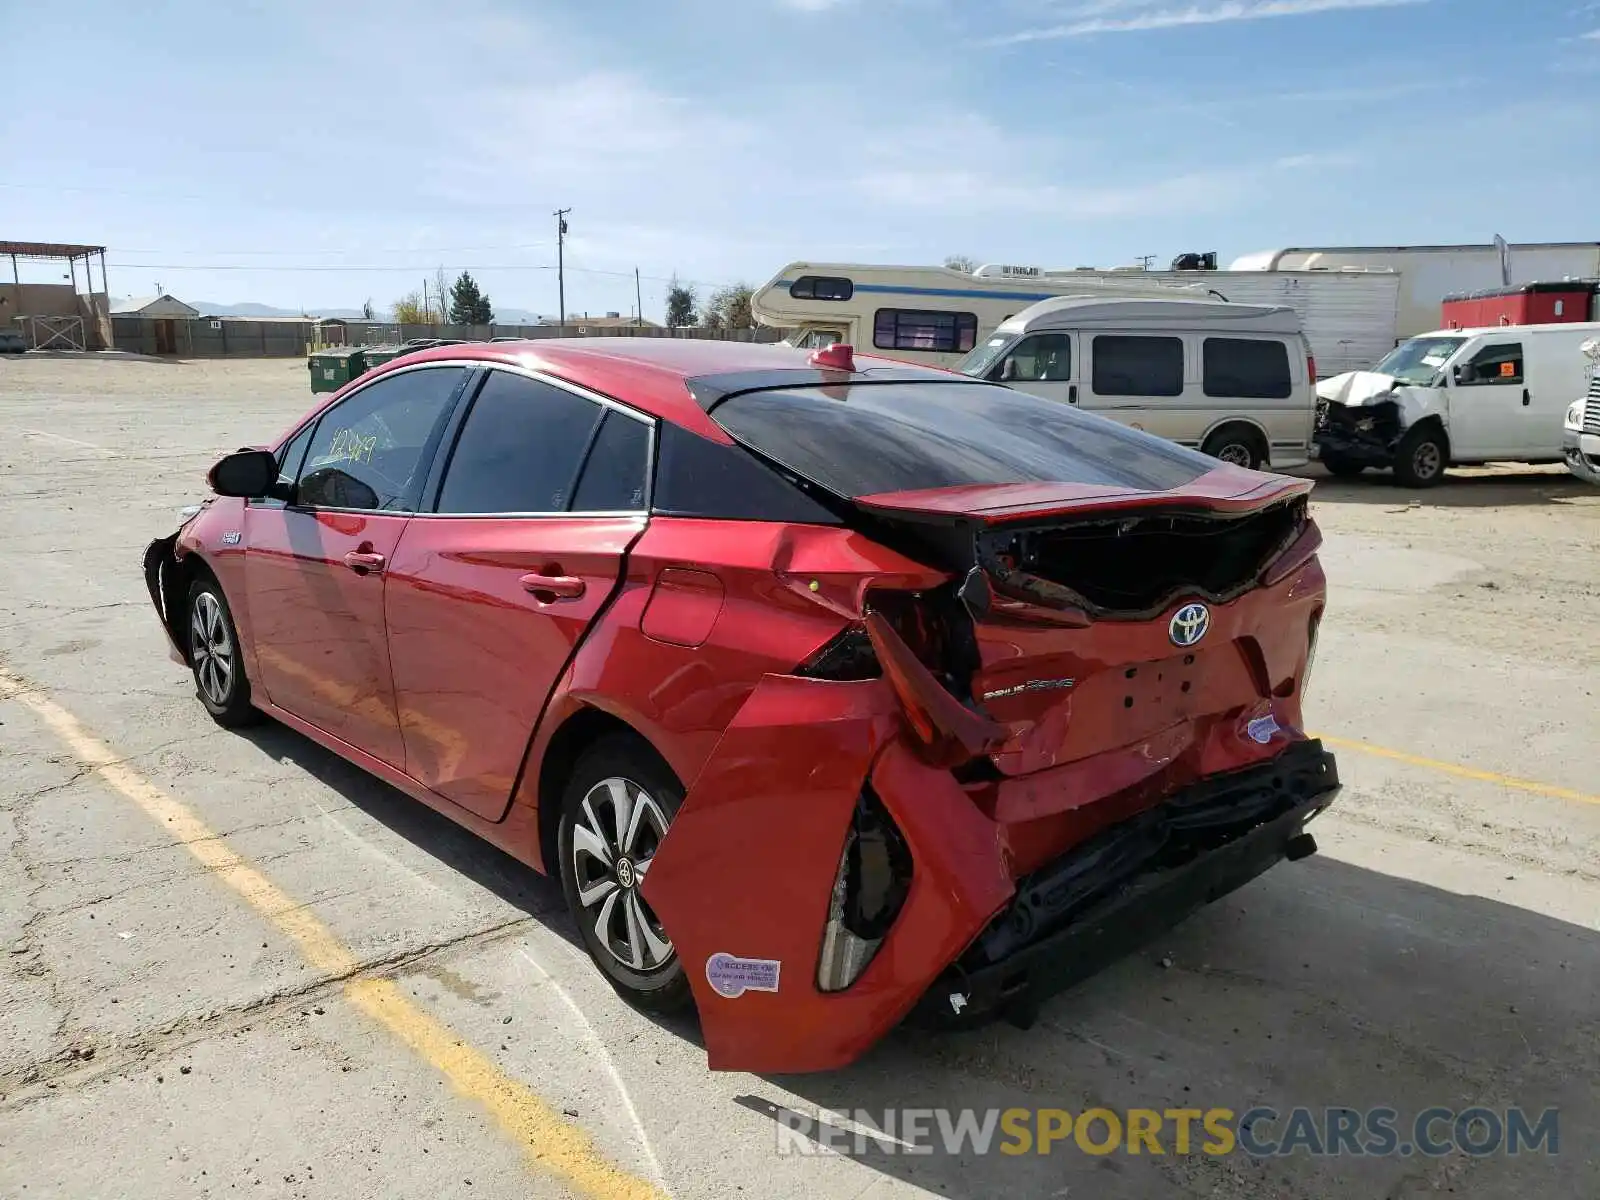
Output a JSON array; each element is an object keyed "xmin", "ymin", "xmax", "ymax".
[
  {"xmin": 1246, "ymin": 714, "xmax": 1281, "ymax": 744},
  {"xmin": 706, "ymin": 953, "xmax": 781, "ymax": 999}
]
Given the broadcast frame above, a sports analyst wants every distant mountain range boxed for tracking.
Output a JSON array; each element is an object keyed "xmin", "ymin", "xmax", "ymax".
[{"xmin": 182, "ymin": 301, "xmax": 549, "ymax": 323}]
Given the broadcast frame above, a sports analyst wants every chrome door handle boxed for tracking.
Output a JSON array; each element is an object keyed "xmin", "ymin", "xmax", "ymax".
[
  {"xmin": 343, "ymin": 550, "xmax": 386, "ymax": 574},
  {"xmin": 520, "ymin": 572, "xmax": 585, "ymax": 601}
]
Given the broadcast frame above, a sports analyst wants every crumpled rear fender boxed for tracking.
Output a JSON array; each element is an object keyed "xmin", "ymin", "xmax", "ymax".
[{"xmin": 641, "ymin": 674, "xmax": 1013, "ymax": 1073}]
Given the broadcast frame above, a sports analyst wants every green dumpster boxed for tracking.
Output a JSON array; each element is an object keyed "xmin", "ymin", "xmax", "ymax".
[
  {"xmin": 307, "ymin": 347, "xmax": 368, "ymax": 394},
  {"xmin": 361, "ymin": 344, "xmax": 404, "ymax": 371}
]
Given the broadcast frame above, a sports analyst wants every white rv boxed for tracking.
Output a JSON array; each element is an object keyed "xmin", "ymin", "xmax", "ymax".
[
  {"xmin": 956, "ymin": 295, "xmax": 1316, "ymax": 470},
  {"xmin": 752, "ymin": 261, "xmax": 1399, "ymax": 378},
  {"xmin": 1232, "ymin": 242, "xmax": 1600, "ymax": 341},
  {"xmin": 1315, "ymin": 321, "xmax": 1600, "ymax": 487}
]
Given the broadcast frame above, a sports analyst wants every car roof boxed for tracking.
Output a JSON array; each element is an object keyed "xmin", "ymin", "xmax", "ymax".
[{"xmin": 369, "ymin": 338, "xmax": 956, "ymax": 441}]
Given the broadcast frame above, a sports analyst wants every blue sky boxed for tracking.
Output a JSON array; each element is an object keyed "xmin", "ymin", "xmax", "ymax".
[{"xmin": 3, "ymin": 0, "xmax": 1596, "ymax": 320}]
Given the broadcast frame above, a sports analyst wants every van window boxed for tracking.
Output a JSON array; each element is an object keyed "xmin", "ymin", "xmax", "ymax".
[
  {"xmin": 1457, "ymin": 342, "xmax": 1524, "ymax": 385},
  {"xmin": 873, "ymin": 309, "xmax": 978, "ymax": 354},
  {"xmin": 789, "ymin": 276, "xmax": 853, "ymax": 302},
  {"xmin": 994, "ymin": 333, "xmax": 1073, "ymax": 383},
  {"xmin": 1203, "ymin": 338, "xmax": 1292, "ymax": 399},
  {"xmin": 1091, "ymin": 335, "xmax": 1183, "ymax": 397}
]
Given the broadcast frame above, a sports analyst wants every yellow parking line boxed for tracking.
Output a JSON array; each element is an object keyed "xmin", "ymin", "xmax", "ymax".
[
  {"xmin": 0, "ymin": 667, "xmax": 665, "ymax": 1200},
  {"xmin": 1317, "ymin": 733, "xmax": 1599, "ymax": 808}
]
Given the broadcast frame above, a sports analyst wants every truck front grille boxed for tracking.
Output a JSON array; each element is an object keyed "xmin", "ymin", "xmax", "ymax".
[{"xmin": 1585, "ymin": 372, "xmax": 1600, "ymax": 437}]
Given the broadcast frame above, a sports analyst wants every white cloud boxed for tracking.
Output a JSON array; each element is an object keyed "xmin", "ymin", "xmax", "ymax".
[
  {"xmin": 987, "ymin": 0, "xmax": 1427, "ymax": 43},
  {"xmin": 778, "ymin": 0, "xmax": 852, "ymax": 9},
  {"xmin": 1582, "ymin": 27, "xmax": 1600, "ymax": 38}
]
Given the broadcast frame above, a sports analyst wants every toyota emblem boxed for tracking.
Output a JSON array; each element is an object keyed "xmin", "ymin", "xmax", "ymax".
[{"xmin": 1169, "ymin": 603, "xmax": 1210, "ymax": 648}]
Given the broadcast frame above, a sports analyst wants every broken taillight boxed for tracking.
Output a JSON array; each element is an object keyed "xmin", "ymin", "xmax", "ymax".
[{"xmin": 816, "ymin": 788, "xmax": 912, "ymax": 992}]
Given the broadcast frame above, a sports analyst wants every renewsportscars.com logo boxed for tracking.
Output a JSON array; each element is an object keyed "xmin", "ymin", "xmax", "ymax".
[{"xmin": 773, "ymin": 1105, "xmax": 1560, "ymax": 1159}]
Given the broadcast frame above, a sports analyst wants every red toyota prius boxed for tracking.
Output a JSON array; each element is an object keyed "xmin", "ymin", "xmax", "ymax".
[{"xmin": 143, "ymin": 337, "xmax": 1339, "ymax": 1073}]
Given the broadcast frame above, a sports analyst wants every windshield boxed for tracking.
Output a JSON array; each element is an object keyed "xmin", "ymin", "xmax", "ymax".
[
  {"xmin": 954, "ymin": 333, "xmax": 1013, "ymax": 379},
  {"xmin": 1372, "ymin": 336, "xmax": 1465, "ymax": 386}
]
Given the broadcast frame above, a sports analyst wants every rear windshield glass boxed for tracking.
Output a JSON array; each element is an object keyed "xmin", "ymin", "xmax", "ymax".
[{"xmin": 710, "ymin": 381, "xmax": 1217, "ymax": 498}]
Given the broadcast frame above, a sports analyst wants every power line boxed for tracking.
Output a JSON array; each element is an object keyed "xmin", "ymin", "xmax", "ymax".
[
  {"xmin": 108, "ymin": 242, "xmax": 555, "ymax": 256},
  {"xmin": 104, "ymin": 260, "xmax": 739, "ymax": 289}
]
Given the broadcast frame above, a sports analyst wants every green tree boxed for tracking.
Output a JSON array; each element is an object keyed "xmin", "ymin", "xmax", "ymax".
[
  {"xmin": 448, "ymin": 271, "xmax": 494, "ymax": 324},
  {"xmin": 665, "ymin": 276, "xmax": 697, "ymax": 328},
  {"xmin": 702, "ymin": 283, "xmax": 755, "ymax": 331}
]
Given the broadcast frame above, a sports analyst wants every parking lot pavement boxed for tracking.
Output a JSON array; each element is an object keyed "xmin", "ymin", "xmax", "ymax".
[{"xmin": 2, "ymin": 356, "xmax": 1598, "ymax": 1199}]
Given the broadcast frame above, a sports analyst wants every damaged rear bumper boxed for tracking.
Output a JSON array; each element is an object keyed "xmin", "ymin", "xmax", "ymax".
[{"xmin": 909, "ymin": 738, "xmax": 1340, "ymax": 1030}]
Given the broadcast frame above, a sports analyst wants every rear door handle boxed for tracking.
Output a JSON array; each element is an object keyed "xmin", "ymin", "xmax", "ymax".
[
  {"xmin": 520, "ymin": 572, "xmax": 585, "ymax": 601},
  {"xmin": 1522, "ymin": 388, "xmax": 1530, "ymax": 407},
  {"xmin": 1068, "ymin": 384, "xmax": 1078, "ymax": 405},
  {"xmin": 343, "ymin": 550, "xmax": 386, "ymax": 574}
]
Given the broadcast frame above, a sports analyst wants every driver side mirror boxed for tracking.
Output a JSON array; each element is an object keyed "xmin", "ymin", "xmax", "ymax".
[{"xmin": 208, "ymin": 448, "xmax": 278, "ymax": 498}]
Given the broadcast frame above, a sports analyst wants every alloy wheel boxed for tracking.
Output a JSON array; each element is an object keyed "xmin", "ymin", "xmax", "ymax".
[
  {"xmin": 569, "ymin": 777, "xmax": 674, "ymax": 972},
  {"xmin": 190, "ymin": 592, "xmax": 234, "ymax": 706},
  {"xmin": 1216, "ymin": 443, "xmax": 1255, "ymax": 468},
  {"xmin": 1412, "ymin": 441, "xmax": 1442, "ymax": 480}
]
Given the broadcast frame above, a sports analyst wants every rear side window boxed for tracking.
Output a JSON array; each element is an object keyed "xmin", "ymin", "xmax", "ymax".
[
  {"xmin": 711, "ymin": 380, "xmax": 1216, "ymax": 498},
  {"xmin": 652, "ymin": 423, "xmax": 840, "ymax": 524},
  {"xmin": 1091, "ymin": 335, "xmax": 1184, "ymax": 397},
  {"xmin": 1203, "ymin": 338, "xmax": 1292, "ymax": 399},
  {"xmin": 572, "ymin": 411, "xmax": 651, "ymax": 511},
  {"xmin": 789, "ymin": 276, "xmax": 853, "ymax": 302},
  {"xmin": 873, "ymin": 309, "xmax": 978, "ymax": 354},
  {"xmin": 436, "ymin": 371, "xmax": 602, "ymax": 513}
]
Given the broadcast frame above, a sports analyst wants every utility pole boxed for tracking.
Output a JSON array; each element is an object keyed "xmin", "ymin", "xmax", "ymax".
[
  {"xmin": 554, "ymin": 208, "xmax": 571, "ymax": 333},
  {"xmin": 635, "ymin": 267, "xmax": 642, "ymax": 327},
  {"xmin": 1136, "ymin": 255, "xmax": 1157, "ymax": 271},
  {"xmin": 421, "ymin": 278, "xmax": 430, "ymax": 324}
]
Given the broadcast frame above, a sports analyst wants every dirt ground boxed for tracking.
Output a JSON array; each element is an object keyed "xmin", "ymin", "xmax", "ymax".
[{"xmin": 2, "ymin": 354, "xmax": 1597, "ymax": 1200}]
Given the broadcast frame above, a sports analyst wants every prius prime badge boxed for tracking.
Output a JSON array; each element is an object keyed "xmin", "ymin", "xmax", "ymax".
[{"xmin": 1169, "ymin": 603, "xmax": 1210, "ymax": 648}]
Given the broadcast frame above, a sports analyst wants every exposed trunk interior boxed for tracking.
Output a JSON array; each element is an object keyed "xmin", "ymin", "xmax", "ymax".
[{"xmin": 976, "ymin": 496, "xmax": 1308, "ymax": 618}]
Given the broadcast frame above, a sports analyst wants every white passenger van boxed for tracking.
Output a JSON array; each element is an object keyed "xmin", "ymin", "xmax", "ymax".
[
  {"xmin": 1316, "ymin": 321, "xmax": 1600, "ymax": 487},
  {"xmin": 953, "ymin": 295, "xmax": 1317, "ymax": 470}
]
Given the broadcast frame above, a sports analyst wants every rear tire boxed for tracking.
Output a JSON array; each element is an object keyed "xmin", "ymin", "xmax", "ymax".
[
  {"xmin": 1201, "ymin": 425, "xmax": 1267, "ymax": 471},
  {"xmin": 1321, "ymin": 453, "xmax": 1366, "ymax": 478},
  {"xmin": 186, "ymin": 577, "xmax": 259, "ymax": 727},
  {"xmin": 1393, "ymin": 426, "xmax": 1448, "ymax": 488},
  {"xmin": 557, "ymin": 734, "xmax": 692, "ymax": 1014}
]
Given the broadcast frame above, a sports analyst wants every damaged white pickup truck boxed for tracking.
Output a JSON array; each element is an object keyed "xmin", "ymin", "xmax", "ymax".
[{"xmin": 1315, "ymin": 324, "xmax": 1598, "ymax": 487}]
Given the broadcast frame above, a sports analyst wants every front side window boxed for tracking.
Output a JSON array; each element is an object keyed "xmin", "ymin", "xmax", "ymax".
[
  {"xmin": 994, "ymin": 333, "xmax": 1073, "ymax": 383},
  {"xmin": 296, "ymin": 366, "xmax": 465, "ymax": 510},
  {"xmin": 1091, "ymin": 335, "xmax": 1184, "ymax": 397},
  {"xmin": 873, "ymin": 308, "xmax": 978, "ymax": 354},
  {"xmin": 435, "ymin": 370, "xmax": 602, "ymax": 514},
  {"xmin": 956, "ymin": 333, "xmax": 1012, "ymax": 379},
  {"xmin": 1457, "ymin": 342, "xmax": 1524, "ymax": 386},
  {"xmin": 789, "ymin": 276, "xmax": 853, "ymax": 302},
  {"xmin": 273, "ymin": 424, "xmax": 315, "ymax": 494},
  {"xmin": 1202, "ymin": 338, "xmax": 1292, "ymax": 399}
]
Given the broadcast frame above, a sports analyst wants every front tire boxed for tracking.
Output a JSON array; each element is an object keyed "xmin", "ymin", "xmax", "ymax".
[
  {"xmin": 557, "ymin": 734, "xmax": 691, "ymax": 1013},
  {"xmin": 186, "ymin": 577, "xmax": 259, "ymax": 727},
  {"xmin": 1393, "ymin": 426, "xmax": 1448, "ymax": 488}
]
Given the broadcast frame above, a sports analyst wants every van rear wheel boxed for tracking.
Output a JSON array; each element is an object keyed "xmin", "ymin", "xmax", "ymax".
[{"xmin": 1201, "ymin": 426, "xmax": 1266, "ymax": 471}]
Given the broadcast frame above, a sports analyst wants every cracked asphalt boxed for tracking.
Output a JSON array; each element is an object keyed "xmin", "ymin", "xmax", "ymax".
[{"xmin": 2, "ymin": 355, "xmax": 1598, "ymax": 1199}]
